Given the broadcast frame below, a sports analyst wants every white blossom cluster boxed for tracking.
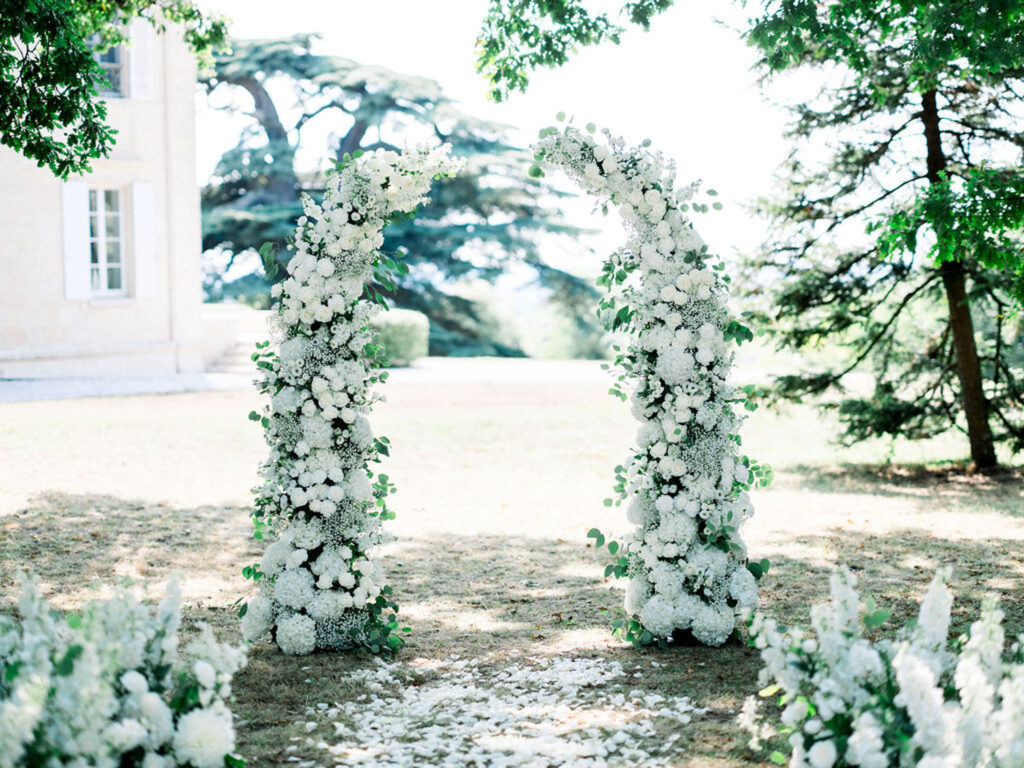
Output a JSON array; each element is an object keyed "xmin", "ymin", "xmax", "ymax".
[
  {"xmin": 243, "ymin": 145, "xmax": 462, "ymax": 655},
  {"xmin": 745, "ymin": 568, "xmax": 1024, "ymax": 768},
  {"xmin": 301, "ymin": 654, "xmax": 705, "ymax": 766},
  {"xmin": 534, "ymin": 124, "xmax": 759, "ymax": 646},
  {"xmin": 0, "ymin": 577, "xmax": 245, "ymax": 768}
]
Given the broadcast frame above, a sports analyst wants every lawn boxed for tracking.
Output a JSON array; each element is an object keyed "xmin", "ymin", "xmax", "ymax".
[{"xmin": 1, "ymin": 357, "xmax": 1022, "ymax": 766}]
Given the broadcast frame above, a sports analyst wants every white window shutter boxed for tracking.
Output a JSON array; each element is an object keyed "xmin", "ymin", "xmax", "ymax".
[
  {"xmin": 132, "ymin": 181, "xmax": 159, "ymax": 298},
  {"xmin": 128, "ymin": 19, "xmax": 154, "ymax": 100},
  {"xmin": 61, "ymin": 181, "xmax": 91, "ymax": 300}
]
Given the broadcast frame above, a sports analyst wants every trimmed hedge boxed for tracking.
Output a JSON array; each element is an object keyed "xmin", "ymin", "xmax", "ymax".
[{"xmin": 371, "ymin": 308, "xmax": 429, "ymax": 366}]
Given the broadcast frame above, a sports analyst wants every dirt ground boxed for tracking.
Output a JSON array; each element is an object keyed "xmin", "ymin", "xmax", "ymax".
[{"xmin": 1, "ymin": 358, "xmax": 1022, "ymax": 766}]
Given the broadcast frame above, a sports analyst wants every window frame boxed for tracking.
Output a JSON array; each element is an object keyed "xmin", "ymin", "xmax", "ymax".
[
  {"xmin": 89, "ymin": 37, "xmax": 126, "ymax": 98},
  {"xmin": 88, "ymin": 188, "xmax": 128, "ymax": 297}
]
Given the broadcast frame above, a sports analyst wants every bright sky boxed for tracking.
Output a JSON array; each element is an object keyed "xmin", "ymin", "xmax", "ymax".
[{"xmin": 195, "ymin": 0, "xmax": 793, "ymax": 279}]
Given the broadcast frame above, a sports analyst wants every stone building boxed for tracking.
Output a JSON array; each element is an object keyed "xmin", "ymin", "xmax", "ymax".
[{"xmin": 0, "ymin": 21, "xmax": 232, "ymax": 377}]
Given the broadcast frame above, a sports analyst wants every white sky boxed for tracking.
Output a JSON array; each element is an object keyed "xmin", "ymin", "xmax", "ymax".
[{"xmin": 195, "ymin": 0, "xmax": 794, "ymax": 287}]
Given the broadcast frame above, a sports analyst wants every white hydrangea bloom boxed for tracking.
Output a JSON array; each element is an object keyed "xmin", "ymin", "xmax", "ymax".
[
  {"xmin": 275, "ymin": 613, "xmax": 317, "ymax": 656},
  {"xmin": 241, "ymin": 594, "xmax": 275, "ymax": 642},
  {"xmin": 172, "ymin": 706, "xmax": 236, "ymax": 768}
]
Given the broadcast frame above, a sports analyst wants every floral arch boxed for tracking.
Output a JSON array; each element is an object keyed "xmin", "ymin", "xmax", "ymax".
[
  {"xmin": 241, "ymin": 128, "xmax": 764, "ymax": 656},
  {"xmin": 534, "ymin": 124, "xmax": 765, "ymax": 647}
]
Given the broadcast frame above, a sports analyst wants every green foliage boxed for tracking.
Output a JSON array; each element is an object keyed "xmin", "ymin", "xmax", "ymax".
[
  {"xmin": 1, "ymin": 0, "xmax": 112, "ymax": 177},
  {"xmin": 741, "ymin": 0, "xmax": 1024, "ymax": 461},
  {"xmin": 370, "ymin": 309, "xmax": 430, "ymax": 367},
  {"xmin": 876, "ymin": 168, "xmax": 1024, "ymax": 305},
  {"xmin": 523, "ymin": 299, "xmax": 609, "ymax": 359},
  {"xmin": 475, "ymin": 0, "xmax": 673, "ymax": 101},
  {"xmin": 0, "ymin": 0, "xmax": 227, "ymax": 178},
  {"xmin": 201, "ymin": 35, "xmax": 599, "ymax": 357},
  {"xmin": 746, "ymin": 558, "xmax": 771, "ymax": 581}
]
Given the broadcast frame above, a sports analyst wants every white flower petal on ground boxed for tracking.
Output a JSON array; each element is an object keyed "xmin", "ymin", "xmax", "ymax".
[{"xmin": 319, "ymin": 656, "xmax": 703, "ymax": 767}]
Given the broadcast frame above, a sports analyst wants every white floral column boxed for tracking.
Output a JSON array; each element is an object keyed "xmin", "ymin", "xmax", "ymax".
[
  {"xmin": 242, "ymin": 146, "xmax": 461, "ymax": 655},
  {"xmin": 535, "ymin": 124, "xmax": 766, "ymax": 646}
]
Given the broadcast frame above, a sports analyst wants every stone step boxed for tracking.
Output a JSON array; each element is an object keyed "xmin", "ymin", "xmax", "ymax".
[
  {"xmin": 209, "ymin": 339, "xmax": 264, "ymax": 374},
  {"xmin": 207, "ymin": 364, "xmax": 257, "ymax": 375},
  {"xmin": 217, "ymin": 352, "xmax": 256, "ymax": 364}
]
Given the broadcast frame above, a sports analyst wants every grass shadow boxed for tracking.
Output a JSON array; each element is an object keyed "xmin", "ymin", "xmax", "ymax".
[
  {"xmin": 12, "ymin": 492, "xmax": 1022, "ymax": 766},
  {"xmin": 759, "ymin": 525, "xmax": 1024, "ymax": 636},
  {"xmin": 233, "ymin": 531, "xmax": 767, "ymax": 767},
  {"xmin": 0, "ymin": 491, "xmax": 258, "ymax": 609},
  {"xmin": 0, "ymin": 493, "xmax": 769, "ymax": 766},
  {"xmin": 782, "ymin": 462, "xmax": 1024, "ymax": 512}
]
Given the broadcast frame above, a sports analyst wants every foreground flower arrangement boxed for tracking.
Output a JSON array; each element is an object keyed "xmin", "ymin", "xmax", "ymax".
[
  {"xmin": 534, "ymin": 122, "xmax": 768, "ymax": 646},
  {"xmin": 745, "ymin": 569, "xmax": 1024, "ymax": 767},
  {"xmin": 0, "ymin": 578, "xmax": 245, "ymax": 768},
  {"xmin": 242, "ymin": 146, "xmax": 461, "ymax": 655}
]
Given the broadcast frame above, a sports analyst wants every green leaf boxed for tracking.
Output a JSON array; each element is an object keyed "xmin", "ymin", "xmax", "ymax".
[
  {"xmin": 758, "ymin": 683, "xmax": 780, "ymax": 697},
  {"xmin": 4, "ymin": 661, "xmax": 23, "ymax": 682},
  {"xmin": 863, "ymin": 608, "xmax": 891, "ymax": 629},
  {"xmin": 55, "ymin": 645, "xmax": 84, "ymax": 676},
  {"xmin": 586, "ymin": 528, "xmax": 605, "ymax": 548}
]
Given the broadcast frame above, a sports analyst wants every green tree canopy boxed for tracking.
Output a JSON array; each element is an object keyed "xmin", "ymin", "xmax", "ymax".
[
  {"xmin": 201, "ymin": 34, "xmax": 601, "ymax": 356},
  {"xmin": 0, "ymin": 0, "xmax": 227, "ymax": 178},
  {"xmin": 475, "ymin": 0, "xmax": 1024, "ymax": 467},
  {"xmin": 475, "ymin": 0, "xmax": 673, "ymax": 101},
  {"xmin": 741, "ymin": 0, "xmax": 1024, "ymax": 470}
]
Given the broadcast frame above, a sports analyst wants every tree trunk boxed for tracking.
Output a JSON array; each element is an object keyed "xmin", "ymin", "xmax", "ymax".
[
  {"xmin": 921, "ymin": 89, "xmax": 998, "ymax": 470},
  {"xmin": 231, "ymin": 75, "xmax": 298, "ymax": 205},
  {"xmin": 336, "ymin": 119, "xmax": 369, "ymax": 162}
]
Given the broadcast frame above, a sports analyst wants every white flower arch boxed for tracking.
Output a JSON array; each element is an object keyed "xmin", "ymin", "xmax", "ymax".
[
  {"xmin": 242, "ymin": 127, "xmax": 766, "ymax": 655},
  {"xmin": 241, "ymin": 145, "xmax": 461, "ymax": 655},
  {"xmin": 533, "ymin": 123, "xmax": 767, "ymax": 646}
]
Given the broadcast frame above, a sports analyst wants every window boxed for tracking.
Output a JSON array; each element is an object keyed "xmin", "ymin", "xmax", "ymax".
[
  {"xmin": 90, "ymin": 39, "xmax": 124, "ymax": 97},
  {"xmin": 89, "ymin": 189, "xmax": 126, "ymax": 295}
]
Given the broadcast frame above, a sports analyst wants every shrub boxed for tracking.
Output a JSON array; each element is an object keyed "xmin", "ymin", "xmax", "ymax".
[
  {"xmin": 741, "ymin": 568, "xmax": 1024, "ymax": 767},
  {"xmin": 371, "ymin": 309, "xmax": 429, "ymax": 367},
  {"xmin": 0, "ymin": 577, "xmax": 245, "ymax": 768}
]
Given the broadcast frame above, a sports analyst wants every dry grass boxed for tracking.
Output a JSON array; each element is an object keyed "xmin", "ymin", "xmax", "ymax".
[{"xmin": 1, "ymin": 358, "xmax": 1022, "ymax": 766}]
